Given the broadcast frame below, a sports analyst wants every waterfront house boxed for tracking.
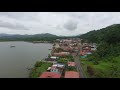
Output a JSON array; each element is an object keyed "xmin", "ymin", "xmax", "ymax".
[
  {"xmin": 50, "ymin": 56, "xmax": 58, "ymax": 59},
  {"xmin": 45, "ymin": 58, "xmax": 57, "ymax": 63},
  {"xmin": 52, "ymin": 52, "xmax": 70, "ymax": 57},
  {"xmin": 40, "ymin": 72, "xmax": 61, "ymax": 78},
  {"xmin": 45, "ymin": 58, "xmax": 57, "ymax": 61},
  {"xmin": 64, "ymin": 71, "xmax": 79, "ymax": 78}
]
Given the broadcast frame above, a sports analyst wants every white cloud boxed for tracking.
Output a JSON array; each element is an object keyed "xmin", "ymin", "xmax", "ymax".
[{"xmin": 0, "ymin": 12, "xmax": 120, "ymax": 36}]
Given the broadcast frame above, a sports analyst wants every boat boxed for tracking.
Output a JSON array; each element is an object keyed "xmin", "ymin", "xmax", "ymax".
[
  {"xmin": 10, "ymin": 46, "xmax": 16, "ymax": 48},
  {"xmin": 26, "ymin": 67, "xmax": 33, "ymax": 70}
]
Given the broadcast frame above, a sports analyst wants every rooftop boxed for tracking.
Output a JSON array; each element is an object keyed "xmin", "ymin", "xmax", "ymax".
[
  {"xmin": 40, "ymin": 72, "xmax": 61, "ymax": 78},
  {"xmin": 64, "ymin": 71, "xmax": 79, "ymax": 78}
]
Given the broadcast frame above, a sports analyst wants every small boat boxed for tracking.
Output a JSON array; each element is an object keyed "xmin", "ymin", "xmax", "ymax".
[
  {"xmin": 26, "ymin": 67, "xmax": 33, "ymax": 70},
  {"xmin": 10, "ymin": 46, "xmax": 16, "ymax": 48}
]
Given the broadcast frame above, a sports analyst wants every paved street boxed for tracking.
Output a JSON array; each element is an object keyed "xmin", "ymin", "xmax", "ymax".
[
  {"xmin": 74, "ymin": 44, "xmax": 86, "ymax": 78},
  {"xmin": 74, "ymin": 56, "xmax": 86, "ymax": 78}
]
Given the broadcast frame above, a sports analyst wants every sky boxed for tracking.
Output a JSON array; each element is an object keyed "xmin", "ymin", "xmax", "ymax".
[{"xmin": 0, "ymin": 12, "xmax": 120, "ymax": 36}]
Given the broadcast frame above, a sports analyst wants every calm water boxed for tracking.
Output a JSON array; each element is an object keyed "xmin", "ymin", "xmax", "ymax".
[{"xmin": 0, "ymin": 41, "xmax": 52, "ymax": 78}]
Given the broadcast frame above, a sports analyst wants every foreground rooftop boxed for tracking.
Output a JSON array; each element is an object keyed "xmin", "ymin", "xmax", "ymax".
[
  {"xmin": 64, "ymin": 71, "xmax": 79, "ymax": 78},
  {"xmin": 40, "ymin": 72, "xmax": 61, "ymax": 78}
]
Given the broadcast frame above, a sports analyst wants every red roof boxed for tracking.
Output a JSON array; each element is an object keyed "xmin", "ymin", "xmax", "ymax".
[
  {"xmin": 40, "ymin": 72, "xmax": 61, "ymax": 78},
  {"xmin": 53, "ymin": 52, "xmax": 70, "ymax": 57},
  {"xmin": 68, "ymin": 62, "xmax": 76, "ymax": 66},
  {"xmin": 64, "ymin": 71, "xmax": 79, "ymax": 78},
  {"xmin": 80, "ymin": 51, "xmax": 86, "ymax": 56}
]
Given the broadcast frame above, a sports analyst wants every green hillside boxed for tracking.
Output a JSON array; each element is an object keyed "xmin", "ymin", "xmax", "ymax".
[{"xmin": 80, "ymin": 24, "xmax": 120, "ymax": 78}]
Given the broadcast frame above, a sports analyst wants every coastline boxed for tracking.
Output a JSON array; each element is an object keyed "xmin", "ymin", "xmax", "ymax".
[{"xmin": 0, "ymin": 40, "xmax": 54, "ymax": 44}]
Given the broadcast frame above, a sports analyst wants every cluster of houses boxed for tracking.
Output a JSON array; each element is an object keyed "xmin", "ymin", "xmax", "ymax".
[
  {"xmin": 40, "ymin": 61, "xmax": 79, "ymax": 78},
  {"xmin": 52, "ymin": 38, "xmax": 81, "ymax": 56},
  {"xmin": 39, "ymin": 38, "xmax": 96, "ymax": 78},
  {"xmin": 80, "ymin": 43, "xmax": 97, "ymax": 58},
  {"xmin": 40, "ymin": 38, "xmax": 81, "ymax": 78}
]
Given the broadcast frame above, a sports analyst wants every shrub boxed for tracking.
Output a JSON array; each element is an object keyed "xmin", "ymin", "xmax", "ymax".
[{"xmin": 29, "ymin": 61, "xmax": 52, "ymax": 78}]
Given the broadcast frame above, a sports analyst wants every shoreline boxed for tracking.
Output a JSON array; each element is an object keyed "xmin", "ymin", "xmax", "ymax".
[{"xmin": 0, "ymin": 41, "xmax": 54, "ymax": 44}]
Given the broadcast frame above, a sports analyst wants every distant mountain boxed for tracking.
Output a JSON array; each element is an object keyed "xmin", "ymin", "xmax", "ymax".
[
  {"xmin": 0, "ymin": 33, "xmax": 59, "ymax": 41},
  {"xmin": 0, "ymin": 33, "xmax": 13, "ymax": 36},
  {"xmin": 0, "ymin": 33, "xmax": 57, "ymax": 37},
  {"xmin": 0, "ymin": 33, "xmax": 82, "ymax": 41},
  {"xmin": 33, "ymin": 33, "xmax": 58, "ymax": 37}
]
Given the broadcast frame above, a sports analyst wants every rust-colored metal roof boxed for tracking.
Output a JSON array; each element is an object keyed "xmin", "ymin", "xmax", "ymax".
[
  {"xmin": 80, "ymin": 51, "xmax": 86, "ymax": 55},
  {"xmin": 40, "ymin": 72, "xmax": 61, "ymax": 78},
  {"xmin": 64, "ymin": 71, "xmax": 79, "ymax": 78}
]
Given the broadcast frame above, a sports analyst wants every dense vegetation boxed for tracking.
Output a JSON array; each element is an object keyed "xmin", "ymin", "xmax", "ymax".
[
  {"xmin": 29, "ymin": 61, "xmax": 52, "ymax": 78},
  {"xmin": 0, "ymin": 33, "xmax": 58, "ymax": 42},
  {"xmin": 66, "ymin": 66, "xmax": 77, "ymax": 71},
  {"xmin": 80, "ymin": 24, "xmax": 120, "ymax": 78},
  {"xmin": 57, "ymin": 55, "xmax": 74, "ymax": 65},
  {"xmin": 80, "ymin": 24, "xmax": 120, "ymax": 44}
]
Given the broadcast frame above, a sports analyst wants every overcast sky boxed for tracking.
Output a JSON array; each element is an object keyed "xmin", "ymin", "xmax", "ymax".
[{"xmin": 0, "ymin": 12, "xmax": 120, "ymax": 36}]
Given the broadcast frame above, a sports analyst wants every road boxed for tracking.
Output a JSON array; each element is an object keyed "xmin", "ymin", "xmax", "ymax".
[
  {"xmin": 74, "ymin": 56, "xmax": 86, "ymax": 78},
  {"xmin": 73, "ymin": 44, "xmax": 87, "ymax": 78}
]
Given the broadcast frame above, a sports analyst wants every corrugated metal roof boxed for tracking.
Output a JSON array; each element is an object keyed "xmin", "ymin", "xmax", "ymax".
[
  {"xmin": 64, "ymin": 71, "xmax": 79, "ymax": 78},
  {"xmin": 40, "ymin": 72, "xmax": 61, "ymax": 78}
]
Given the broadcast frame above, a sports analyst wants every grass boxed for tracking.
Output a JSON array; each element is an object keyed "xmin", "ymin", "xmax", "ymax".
[
  {"xmin": 80, "ymin": 59, "xmax": 92, "ymax": 78},
  {"xmin": 29, "ymin": 61, "xmax": 52, "ymax": 78},
  {"xmin": 66, "ymin": 66, "xmax": 77, "ymax": 71},
  {"xmin": 80, "ymin": 56, "xmax": 120, "ymax": 78}
]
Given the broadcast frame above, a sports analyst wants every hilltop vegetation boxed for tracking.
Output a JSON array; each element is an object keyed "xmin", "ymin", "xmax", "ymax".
[
  {"xmin": 80, "ymin": 24, "xmax": 120, "ymax": 44},
  {"xmin": 80, "ymin": 24, "xmax": 120, "ymax": 78}
]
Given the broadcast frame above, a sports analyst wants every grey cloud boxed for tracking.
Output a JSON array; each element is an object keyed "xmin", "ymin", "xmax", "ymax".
[
  {"xmin": 64, "ymin": 20, "xmax": 78, "ymax": 31},
  {"xmin": 0, "ymin": 20, "xmax": 29, "ymax": 30},
  {"xmin": 0, "ymin": 12, "xmax": 39, "ymax": 22}
]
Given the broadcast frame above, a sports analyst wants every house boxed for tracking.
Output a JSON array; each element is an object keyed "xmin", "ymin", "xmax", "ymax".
[
  {"xmin": 64, "ymin": 71, "xmax": 79, "ymax": 78},
  {"xmin": 45, "ymin": 58, "xmax": 57, "ymax": 61},
  {"xmin": 54, "ymin": 43, "xmax": 60, "ymax": 48},
  {"xmin": 68, "ymin": 62, "xmax": 76, "ymax": 67},
  {"xmin": 82, "ymin": 46, "xmax": 91, "ymax": 52},
  {"xmin": 80, "ymin": 51, "xmax": 86, "ymax": 56},
  {"xmin": 50, "ymin": 56, "xmax": 58, "ymax": 59},
  {"xmin": 82, "ymin": 43, "xmax": 88, "ymax": 46},
  {"xmin": 49, "ymin": 66, "xmax": 63, "ymax": 74},
  {"xmin": 53, "ymin": 52, "xmax": 70, "ymax": 57},
  {"xmin": 91, "ymin": 46, "xmax": 96, "ymax": 51},
  {"xmin": 86, "ymin": 52, "xmax": 92, "ymax": 55},
  {"xmin": 47, "ymin": 63, "xmax": 65, "ymax": 74},
  {"xmin": 52, "ymin": 63, "xmax": 65, "ymax": 68},
  {"xmin": 40, "ymin": 72, "xmax": 61, "ymax": 78}
]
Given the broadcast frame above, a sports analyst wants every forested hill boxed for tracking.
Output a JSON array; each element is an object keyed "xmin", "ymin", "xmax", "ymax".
[
  {"xmin": 0, "ymin": 33, "xmax": 58, "ymax": 41},
  {"xmin": 79, "ymin": 24, "xmax": 120, "ymax": 44},
  {"xmin": 79, "ymin": 24, "xmax": 120, "ymax": 78},
  {"xmin": 0, "ymin": 33, "xmax": 79, "ymax": 42}
]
